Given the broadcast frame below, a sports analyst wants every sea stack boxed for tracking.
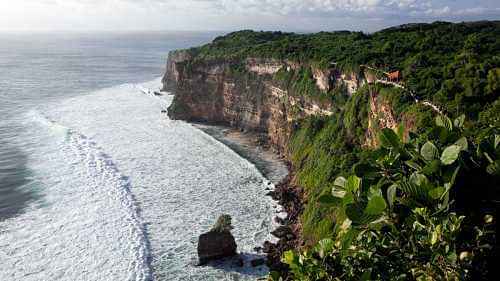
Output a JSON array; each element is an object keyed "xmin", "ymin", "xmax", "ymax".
[{"xmin": 197, "ymin": 214, "xmax": 237, "ymax": 265}]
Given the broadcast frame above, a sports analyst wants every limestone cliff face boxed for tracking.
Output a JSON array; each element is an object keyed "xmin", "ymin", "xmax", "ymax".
[
  {"xmin": 162, "ymin": 50, "xmax": 194, "ymax": 92},
  {"xmin": 164, "ymin": 52, "xmax": 338, "ymax": 154},
  {"xmin": 365, "ymin": 90, "xmax": 416, "ymax": 147},
  {"xmin": 163, "ymin": 51, "xmax": 402, "ymax": 153}
]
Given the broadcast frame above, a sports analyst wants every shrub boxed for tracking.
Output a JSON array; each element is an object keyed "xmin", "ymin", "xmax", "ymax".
[{"xmin": 277, "ymin": 116, "xmax": 497, "ymax": 280}]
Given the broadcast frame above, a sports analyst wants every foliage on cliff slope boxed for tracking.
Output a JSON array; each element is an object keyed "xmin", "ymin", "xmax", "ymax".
[
  {"xmin": 174, "ymin": 21, "xmax": 499, "ymax": 280},
  {"xmin": 281, "ymin": 115, "xmax": 498, "ymax": 280},
  {"xmin": 188, "ymin": 21, "xmax": 499, "ymax": 121}
]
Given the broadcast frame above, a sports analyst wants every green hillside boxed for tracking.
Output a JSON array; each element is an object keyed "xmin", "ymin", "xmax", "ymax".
[{"xmin": 180, "ymin": 21, "xmax": 499, "ymax": 280}]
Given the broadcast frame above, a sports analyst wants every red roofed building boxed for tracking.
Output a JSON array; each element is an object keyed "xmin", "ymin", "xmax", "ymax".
[{"xmin": 387, "ymin": 71, "xmax": 402, "ymax": 82}]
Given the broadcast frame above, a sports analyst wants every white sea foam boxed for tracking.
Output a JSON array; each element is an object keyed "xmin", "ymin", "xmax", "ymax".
[
  {"xmin": 1, "ymin": 78, "xmax": 285, "ymax": 281},
  {"xmin": 63, "ymin": 122, "xmax": 152, "ymax": 281}
]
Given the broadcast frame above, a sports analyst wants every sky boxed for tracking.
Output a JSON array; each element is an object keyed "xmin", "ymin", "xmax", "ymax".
[{"xmin": 0, "ymin": 0, "xmax": 499, "ymax": 32}]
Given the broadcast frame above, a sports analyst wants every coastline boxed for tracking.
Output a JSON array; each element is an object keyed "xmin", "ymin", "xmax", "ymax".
[
  {"xmin": 194, "ymin": 124, "xmax": 288, "ymax": 184},
  {"xmin": 194, "ymin": 123, "xmax": 303, "ymax": 274}
]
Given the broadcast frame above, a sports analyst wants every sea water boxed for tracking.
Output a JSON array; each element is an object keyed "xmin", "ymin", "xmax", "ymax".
[{"xmin": 0, "ymin": 32, "xmax": 286, "ymax": 281}]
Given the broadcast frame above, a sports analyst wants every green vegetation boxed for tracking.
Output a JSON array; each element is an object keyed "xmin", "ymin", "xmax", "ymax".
[
  {"xmin": 178, "ymin": 21, "xmax": 499, "ymax": 280},
  {"xmin": 189, "ymin": 21, "xmax": 499, "ymax": 121},
  {"xmin": 211, "ymin": 214, "xmax": 234, "ymax": 233},
  {"xmin": 278, "ymin": 117, "xmax": 497, "ymax": 280}
]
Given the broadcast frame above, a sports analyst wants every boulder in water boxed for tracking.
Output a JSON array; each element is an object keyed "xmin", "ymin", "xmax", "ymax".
[{"xmin": 197, "ymin": 214, "xmax": 237, "ymax": 265}]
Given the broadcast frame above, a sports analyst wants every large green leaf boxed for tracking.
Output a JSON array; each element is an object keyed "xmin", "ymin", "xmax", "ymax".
[
  {"xmin": 316, "ymin": 238, "xmax": 334, "ymax": 258},
  {"xmin": 353, "ymin": 162, "xmax": 378, "ymax": 179},
  {"xmin": 441, "ymin": 145, "xmax": 461, "ymax": 165},
  {"xmin": 345, "ymin": 203, "xmax": 379, "ymax": 225},
  {"xmin": 421, "ymin": 141, "xmax": 439, "ymax": 161},
  {"xmin": 379, "ymin": 128, "xmax": 401, "ymax": 149},
  {"xmin": 486, "ymin": 160, "xmax": 500, "ymax": 176},
  {"xmin": 342, "ymin": 193, "xmax": 355, "ymax": 206},
  {"xmin": 331, "ymin": 187, "xmax": 347, "ymax": 198},
  {"xmin": 453, "ymin": 114, "xmax": 465, "ymax": 128},
  {"xmin": 340, "ymin": 228, "xmax": 359, "ymax": 257},
  {"xmin": 454, "ymin": 137, "xmax": 468, "ymax": 151},
  {"xmin": 345, "ymin": 204, "xmax": 365, "ymax": 225},
  {"xmin": 346, "ymin": 175, "xmax": 362, "ymax": 193},
  {"xmin": 428, "ymin": 187, "xmax": 446, "ymax": 200},
  {"xmin": 386, "ymin": 184, "xmax": 397, "ymax": 209},
  {"xmin": 360, "ymin": 270, "xmax": 372, "ymax": 281},
  {"xmin": 319, "ymin": 194, "xmax": 339, "ymax": 204},
  {"xmin": 410, "ymin": 172, "xmax": 430, "ymax": 187},
  {"xmin": 334, "ymin": 176, "xmax": 347, "ymax": 189},
  {"xmin": 397, "ymin": 123, "xmax": 405, "ymax": 143},
  {"xmin": 282, "ymin": 250, "xmax": 298, "ymax": 266},
  {"xmin": 436, "ymin": 115, "xmax": 453, "ymax": 131},
  {"xmin": 365, "ymin": 195, "xmax": 387, "ymax": 215},
  {"xmin": 398, "ymin": 173, "xmax": 433, "ymax": 203},
  {"xmin": 422, "ymin": 159, "xmax": 441, "ymax": 175},
  {"xmin": 405, "ymin": 160, "xmax": 422, "ymax": 171}
]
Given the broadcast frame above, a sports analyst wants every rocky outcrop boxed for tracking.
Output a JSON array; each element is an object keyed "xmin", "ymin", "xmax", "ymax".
[
  {"xmin": 313, "ymin": 68, "xmax": 332, "ymax": 92},
  {"xmin": 364, "ymin": 90, "xmax": 416, "ymax": 147},
  {"xmin": 197, "ymin": 231, "xmax": 237, "ymax": 265},
  {"xmin": 162, "ymin": 50, "xmax": 194, "ymax": 92},
  {"xmin": 197, "ymin": 214, "xmax": 238, "ymax": 265},
  {"xmin": 245, "ymin": 58, "xmax": 283, "ymax": 75}
]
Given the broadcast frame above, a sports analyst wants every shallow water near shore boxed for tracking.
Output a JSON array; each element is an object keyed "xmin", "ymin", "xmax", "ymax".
[
  {"xmin": 194, "ymin": 124, "xmax": 289, "ymax": 185},
  {"xmin": 1, "ymin": 78, "xmax": 287, "ymax": 280},
  {"xmin": 0, "ymin": 32, "xmax": 286, "ymax": 280}
]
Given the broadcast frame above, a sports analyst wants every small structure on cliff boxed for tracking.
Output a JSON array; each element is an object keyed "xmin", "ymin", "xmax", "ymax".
[
  {"xmin": 197, "ymin": 214, "xmax": 238, "ymax": 265},
  {"xmin": 387, "ymin": 70, "xmax": 402, "ymax": 82}
]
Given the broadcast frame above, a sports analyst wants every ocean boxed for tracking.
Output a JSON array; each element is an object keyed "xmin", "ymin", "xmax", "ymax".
[{"xmin": 0, "ymin": 32, "xmax": 285, "ymax": 280}]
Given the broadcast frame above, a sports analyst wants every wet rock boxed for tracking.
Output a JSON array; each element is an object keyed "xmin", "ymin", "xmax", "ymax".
[
  {"xmin": 265, "ymin": 191, "xmax": 275, "ymax": 197},
  {"xmin": 251, "ymin": 258, "xmax": 266, "ymax": 267},
  {"xmin": 271, "ymin": 226, "xmax": 293, "ymax": 239},
  {"xmin": 263, "ymin": 241, "xmax": 276, "ymax": 254},
  {"xmin": 234, "ymin": 256, "xmax": 244, "ymax": 267},
  {"xmin": 197, "ymin": 215, "xmax": 237, "ymax": 265},
  {"xmin": 274, "ymin": 216, "xmax": 285, "ymax": 225},
  {"xmin": 197, "ymin": 231, "xmax": 237, "ymax": 265}
]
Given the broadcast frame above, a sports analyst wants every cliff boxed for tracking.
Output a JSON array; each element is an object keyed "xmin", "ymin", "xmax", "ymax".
[
  {"xmin": 162, "ymin": 52, "xmax": 388, "ymax": 154},
  {"xmin": 161, "ymin": 24, "xmax": 499, "ymax": 279}
]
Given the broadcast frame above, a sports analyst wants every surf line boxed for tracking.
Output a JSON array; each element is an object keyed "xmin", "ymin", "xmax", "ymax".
[{"xmin": 37, "ymin": 112, "xmax": 153, "ymax": 281}]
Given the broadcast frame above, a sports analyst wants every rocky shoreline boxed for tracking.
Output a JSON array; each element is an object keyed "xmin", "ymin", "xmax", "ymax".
[
  {"xmin": 193, "ymin": 123, "xmax": 303, "ymax": 276},
  {"xmin": 264, "ymin": 170, "xmax": 303, "ymax": 276}
]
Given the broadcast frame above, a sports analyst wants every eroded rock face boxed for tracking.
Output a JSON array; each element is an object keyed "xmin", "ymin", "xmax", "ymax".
[
  {"xmin": 164, "ymin": 53, "xmax": 339, "ymax": 154},
  {"xmin": 332, "ymin": 70, "xmax": 366, "ymax": 96},
  {"xmin": 162, "ymin": 50, "xmax": 193, "ymax": 92},
  {"xmin": 364, "ymin": 90, "xmax": 416, "ymax": 147},
  {"xmin": 312, "ymin": 68, "xmax": 331, "ymax": 92},
  {"xmin": 246, "ymin": 58, "xmax": 283, "ymax": 75},
  {"xmin": 197, "ymin": 231, "xmax": 237, "ymax": 265}
]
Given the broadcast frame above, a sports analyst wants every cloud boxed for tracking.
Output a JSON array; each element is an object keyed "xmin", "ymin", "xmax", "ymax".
[
  {"xmin": 0, "ymin": 0, "xmax": 499, "ymax": 31},
  {"xmin": 223, "ymin": 0, "xmax": 499, "ymax": 17}
]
